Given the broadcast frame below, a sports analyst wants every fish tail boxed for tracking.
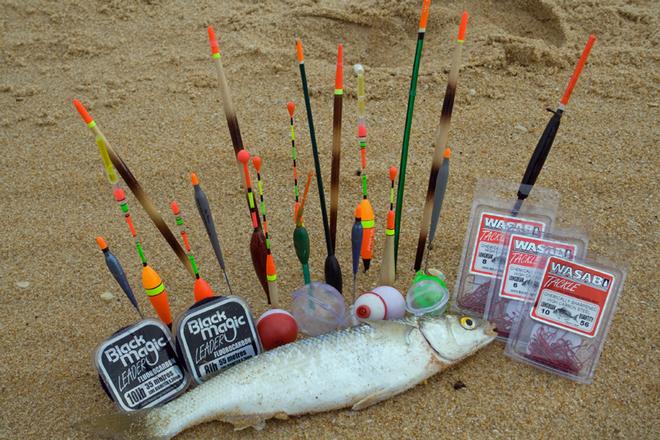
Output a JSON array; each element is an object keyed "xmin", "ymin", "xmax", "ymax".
[{"xmin": 73, "ymin": 410, "xmax": 169, "ymax": 440}]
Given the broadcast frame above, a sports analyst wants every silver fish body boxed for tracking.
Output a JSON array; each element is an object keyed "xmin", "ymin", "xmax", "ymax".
[{"xmin": 85, "ymin": 314, "xmax": 495, "ymax": 439}]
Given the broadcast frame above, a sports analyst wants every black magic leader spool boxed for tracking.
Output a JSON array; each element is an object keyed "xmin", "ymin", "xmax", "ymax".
[
  {"xmin": 94, "ymin": 319, "xmax": 190, "ymax": 412},
  {"xmin": 174, "ymin": 296, "xmax": 262, "ymax": 384}
]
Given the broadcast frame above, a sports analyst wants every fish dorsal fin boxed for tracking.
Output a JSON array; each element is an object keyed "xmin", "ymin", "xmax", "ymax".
[{"xmin": 351, "ymin": 389, "xmax": 396, "ymax": 411}]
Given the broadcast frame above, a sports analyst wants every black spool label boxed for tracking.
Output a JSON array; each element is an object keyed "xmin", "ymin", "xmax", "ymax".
[
  {"xmin": 176, "ymin": 297, "xmax": 261, "ymax": 384},
  {"xmin": 96, "ymin": 320, "xmax": 188, "ymax": 412}
]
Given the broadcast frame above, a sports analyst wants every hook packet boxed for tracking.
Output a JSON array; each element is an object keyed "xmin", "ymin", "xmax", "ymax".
[{"xmin": 506, "ymin": 255, "xmax": 626, "ymax": 383}]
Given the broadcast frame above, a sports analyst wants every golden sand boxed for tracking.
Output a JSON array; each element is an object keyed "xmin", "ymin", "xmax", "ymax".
[{"xmin": 1, "ymin": 0, "xmax": 658, "ymax": 438}]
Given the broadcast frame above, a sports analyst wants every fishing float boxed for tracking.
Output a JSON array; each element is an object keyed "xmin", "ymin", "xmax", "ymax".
[
  {"xmin": 378, "ymin": 167, "xmax": 398, "ymax": 286},
  {"xmin": 73, "ymin": 99, "xmax": 193, "ymax": 278},
  {"xmin": 512, "ymin": 34, "xmax": 597, "ymax": 214},
  {"xmin": 96, "ymin": 236, "xmax": 143, "ymax": 318},
  {"xmin": 170, "ymin": 201, "xmax": 215, "ymax": 302},
  {"xmin": 354, "ymin": 64, "xmax": 375, "ymax": 274},
  {"xmin": 253, "ymin": 156, "xmax": 299, "ymax": 352},
  {"xmin": 294, "ymin": 171, "xmax": 314, "ymax": 285},
  {"xmin": 236, "ymin": 149, "xmax": 270, "ymax": 303},
  {"xmin": 207, "ymin": 26, "xmax": 264, "ymax": 231},
  {"xmin": 207, "ymin": 26, "xmax": 245, "ymax": 158},
  {"xmin": 457, "ymin": 35, "xmax": 597, "ymax": 314},
  {"xmin": 329, "ymin": 44, "xmax": 344, "ymax": 253},
  {"xmin": 350, "ymin": 204, "xmax": 363, "ymax": 300},
  {"xmin": 413, "ymin": 11, "xmax": 468, "ymax": 271},
  {"xmin": 252, "ymin": 155, "xmax": 280, "ymax": 308},
  {"xmin": 393, "ymin": 0, "xmax": 432, "ymax": 266},
  {"xmin": 296, "ymin": 38, "xmax": 342, "ymax": 292},
  {"xmin": 113, "ymin": 187, "xmax": 172, "ymax": 327},
  {"xmin": 287, "ymin": 101, "xmax": 301, "ymax": 223},
  {"xmin": 190, "ymin": 173, "xmax": 233, "ymax": 295},
  {"xmin": 424, "ymin": 148, "xmax": 451, "ymax": 271}
]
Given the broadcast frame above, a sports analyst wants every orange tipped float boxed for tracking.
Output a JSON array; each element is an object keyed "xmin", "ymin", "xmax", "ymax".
[
  {"xmin": 296, "ymin": 39, "xmax": 304, "ymax": 63},
  {"xmin": 359, "ymin": 199, "xmax": 375, "ymax": 272},
  {"xmin": 142, "ymin": 265, "xmax": 172, "ymax": 326},
  {"xmin": 287, "ymin": 101, "xmax": 295, "ymax": 118}
]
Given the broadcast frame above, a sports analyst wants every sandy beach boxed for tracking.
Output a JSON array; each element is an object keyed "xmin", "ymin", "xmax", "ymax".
[{"xmin": 1, "ymin": 0, "xmax": 658, "ymax": 438}]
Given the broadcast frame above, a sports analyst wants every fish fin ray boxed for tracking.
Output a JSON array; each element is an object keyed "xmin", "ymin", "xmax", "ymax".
[
  {"xmin": 220, "ymin": 413, "xmax": 271, "ymax": 431},
  {"xmin": 73, "ymin": 411, "xmax": 167, "ymax": 440},
  {"xmin": 351, "ymin": 389, "xmax": 395, "ymax": 411}
]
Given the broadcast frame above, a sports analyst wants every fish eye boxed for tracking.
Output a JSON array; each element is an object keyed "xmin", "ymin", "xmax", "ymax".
[{"xmin": 459, "ymin": 316, "xmax": 477, "ymax": 330}]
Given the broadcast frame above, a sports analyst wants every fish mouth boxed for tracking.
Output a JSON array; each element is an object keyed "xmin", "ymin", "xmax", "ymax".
[{"xmin": 484, "ymin": 321, "xmax": 497, "ymax": 337}]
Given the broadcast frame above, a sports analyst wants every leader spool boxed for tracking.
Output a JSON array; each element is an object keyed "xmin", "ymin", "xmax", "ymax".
[
  {"xmin": 94, "ymin": 319, "xmax": 190, "ymax": 412},
  {"xmin": 174, "ymin": 296, "xmax": 262, "ymax": 384}
]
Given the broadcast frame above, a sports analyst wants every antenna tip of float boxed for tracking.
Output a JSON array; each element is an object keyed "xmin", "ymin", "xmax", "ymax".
[
  {"xmin": 354, "ymin": 63, "xmax": 364, "ymax": 75},
  {"xmin": 287, "ymin": 101, "xmax": 295, "ymax": 117},
  {"xmin": 237, "ymin": 149, "xmax": 251, "ymax": 164},
  {"xmin": 207, "ymin": 26, "xmax": 220, "ymax": 55},
  {"xmin": 252, "ymin": 155, "xmax": 262, "ymax": 172},
  {"xmin": 95, "ymin": 236, "xmax": 108, "ymax": 250},
  {"xmin": 355, "ymin": 204, "xmax": 362, "ymax": 218},
  {"xmin": 389, "ymin": 166, "xmax": 398, "ymax": 181},
  {"xmin": 458, "ymin": 11, "xmax": 469, "ymax": 41},
  {"xmin": 170, "ymin": 201, "xmax": 180, "ymax": 215},
  {"xmin": 190, "ymin": 172, "xmax": 199, "ymax": 186},
  {"xmin": 443, "ymin": 147, "xmax": 451, "ymax": 159},
  {"xmin": 419, "ymin": 0, "xmax": 431, "ymax": 30},
  {"xmin": 73, "ymin": 99, "xmax": 93, "ymax": 124},
  {"xmin": 296, "ymin": 39, "xmax": 304, "ymax": 62},
  {"xmin": 358, "ymin": 122, "xmax": 367, "ymax": 138},
  {"xmin": 113, "ymin": 187, "xmax": 125, "ymax": 201}
]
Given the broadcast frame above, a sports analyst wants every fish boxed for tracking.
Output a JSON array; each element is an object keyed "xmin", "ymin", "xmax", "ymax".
[
  {"xmin": 553, "ymin": 307, "xmax": 578, "ymax": 321},
  {"xmin": 80, "ymin": 314, "xmax": 495, "ymax": 439}
]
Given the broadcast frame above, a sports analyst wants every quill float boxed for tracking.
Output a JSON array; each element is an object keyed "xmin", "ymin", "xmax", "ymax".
[
  {"xmin": 414, "ymin": 11, "xmax": 468, "ymax": 272},
  {"xmin": 190, "ymin": 173, "xmax": 233, "ymax": 295},
  {"xmin": 73, "ymin": 100, "xmax": 193, "ymax": 277},
  {"xmin": 512, "ymin": 34, "xmax": 596, "ymax": 214},
  {"xmin": 296, "ymin": 38, "xmax": 343, "ymax": 292},
  {"xmin": 329, "ymin": 44, "xmax": 344, "ymax": 253},
  {"xmin": 393, "ymin": 0, "xmax": 432, "ymax": 266}
]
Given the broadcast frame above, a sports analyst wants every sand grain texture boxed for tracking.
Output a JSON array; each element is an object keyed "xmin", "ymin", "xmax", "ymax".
[{"xmin": 0, "ymin": 0, "xmax": 658, "ymax": 439}]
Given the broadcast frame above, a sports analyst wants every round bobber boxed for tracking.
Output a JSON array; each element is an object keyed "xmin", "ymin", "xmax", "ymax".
[
  {"xmin": 256, "ymin": 309, "xmax": 299, "ymax": 351},
  {"xmin": 291, "ymin": 282, "xmax": 347, "ymax": 336},
  {"xmin": 353, "ymin": 286, "xmax": 405, "ymax": 321}
]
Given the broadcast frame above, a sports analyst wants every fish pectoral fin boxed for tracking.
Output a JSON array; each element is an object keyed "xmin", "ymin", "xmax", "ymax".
[
  {"xmin": 351, "ymin": 389, "xmax": 395, "ymax": 411},
  {"xmin": 220, "ymin": 413, "xmax": 272, "ymax": 431}
]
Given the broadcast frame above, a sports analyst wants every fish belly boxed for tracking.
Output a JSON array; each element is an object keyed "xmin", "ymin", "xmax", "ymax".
[{"xmin": 154, "ymin": 321, "xmax": 442, "ymax": 436}]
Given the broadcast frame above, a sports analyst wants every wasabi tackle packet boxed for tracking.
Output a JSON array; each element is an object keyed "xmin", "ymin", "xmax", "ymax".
[
  {"xmin": 506, "ymin": 255, "xmax": 626, "ymax": 383},
  {"xmin": 453, "ymin": 179, "xmax": 559, "ymax": 316},
  {"xmin": 484, "ymin": 229, "xmax": 588, "ymax": 341}
]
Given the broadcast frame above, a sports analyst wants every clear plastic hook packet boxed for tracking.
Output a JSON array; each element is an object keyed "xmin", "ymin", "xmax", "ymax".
[
  {"xmin": 484, "ymin": 229, "xmax": 589, "ymax": 341},
  {"xmin": 505, "ymin": 255, "xmax": 626, "ymax": 383},
  {"xmin": 453, "ymin": 179, "xmax": 559, "ymax": 317}
]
